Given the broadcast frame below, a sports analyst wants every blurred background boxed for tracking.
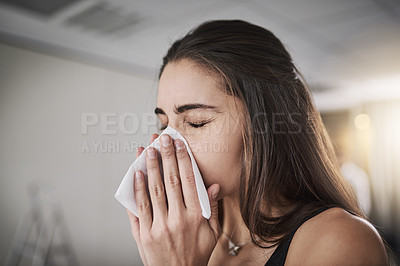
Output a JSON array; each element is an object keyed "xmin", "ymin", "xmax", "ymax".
[{"xmin": 0, "ymin": 0, "xmax": 399, "ymax": 265}]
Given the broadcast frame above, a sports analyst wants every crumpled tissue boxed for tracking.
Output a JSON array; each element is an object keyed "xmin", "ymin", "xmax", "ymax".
[{"xmin": 115, "ymin": 126, "xmax": 211, "ymax": 219}]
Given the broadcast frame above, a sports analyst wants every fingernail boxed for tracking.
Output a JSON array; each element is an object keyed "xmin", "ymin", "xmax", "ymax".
[
  {"xmin": 147, "ymin": 148, "xmax": 157, "ymax": 159},
  {"xmin": 212, "ymin": 187, "xmax": 219, "ymax": 199},
  {"xmin": 161, "ymin": 135, "xmax": 171, "ymax": 147},
  {"xmin": 174, "ymin": 139, "xmax": 184, "ymax": 150},
  {"xmin": 135, "ymin": 171, "xmax": 143, "ymax": 181}
]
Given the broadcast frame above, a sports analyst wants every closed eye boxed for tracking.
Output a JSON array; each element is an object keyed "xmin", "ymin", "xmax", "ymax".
[
  {"xmin": 188, "ymin": 122, "xmax": 208, "ymax": 128},
  {"xmin": 159, "ymin": 119, "xmax": 213, "ymax": 131}
]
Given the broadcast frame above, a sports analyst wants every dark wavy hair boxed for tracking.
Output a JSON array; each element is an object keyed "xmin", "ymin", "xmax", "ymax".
[{"xmin": 159, "ymin": 20, "xmax": 362, "ymax": 248}]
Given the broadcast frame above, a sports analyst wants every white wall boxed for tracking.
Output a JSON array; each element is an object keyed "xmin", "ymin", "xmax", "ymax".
[{"xmin": 0, "ymin": 43, "xmax": 158, "ymax": 266}]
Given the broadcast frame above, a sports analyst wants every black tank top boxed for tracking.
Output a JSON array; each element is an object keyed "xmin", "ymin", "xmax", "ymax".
[{"xmin": 264, "ymin": 206, "xmax": 331, "ymax": 266}]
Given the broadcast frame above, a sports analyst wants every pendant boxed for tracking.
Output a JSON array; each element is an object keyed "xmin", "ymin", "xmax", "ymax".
[{"xmin": 228, "ymin": 240, "xmax": 241, "ymax": 256}]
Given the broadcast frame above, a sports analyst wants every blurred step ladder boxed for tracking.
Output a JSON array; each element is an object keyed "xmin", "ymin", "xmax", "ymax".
[{"xmin": 5, "ymin": 182, "xmax": 80, "ymax": 266}]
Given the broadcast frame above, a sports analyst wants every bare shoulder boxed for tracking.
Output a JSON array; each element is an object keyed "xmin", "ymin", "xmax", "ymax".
[{"xmin": 286, "ymin": 207, "xmax": 388, "ymax": 266}]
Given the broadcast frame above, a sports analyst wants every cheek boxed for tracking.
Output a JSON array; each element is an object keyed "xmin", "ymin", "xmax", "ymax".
[{"xmin": 190, "ymin": 132, "xmax": 243, "ymax": 196}]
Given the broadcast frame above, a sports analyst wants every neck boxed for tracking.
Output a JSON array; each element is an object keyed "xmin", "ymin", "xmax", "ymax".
[
  {"xmin": 220, "ymin": 195, "xmax": 290, "ymax": 244},
  {"xmin": 208, "ymin": 195, "xmax": 280, "ymax": 265},
  {"xmin": 221, "ymin": 195, "xmax": 252, "ymax": 244}
]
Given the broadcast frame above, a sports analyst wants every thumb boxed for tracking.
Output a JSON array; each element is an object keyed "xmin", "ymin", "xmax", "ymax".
[{"xmin": 207, "ymin": 183, "xmax": 221, "ymax": 239}]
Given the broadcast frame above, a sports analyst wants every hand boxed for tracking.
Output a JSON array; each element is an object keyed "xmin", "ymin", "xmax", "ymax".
[{"xmin": 126, "ymin": 133, "xmax": 221, "ymax": 266}]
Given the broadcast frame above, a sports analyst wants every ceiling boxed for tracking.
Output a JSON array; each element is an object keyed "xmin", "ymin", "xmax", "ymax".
[{"xmin": 1, "ymin": 0, "xmax": 399, "ymax": 111}]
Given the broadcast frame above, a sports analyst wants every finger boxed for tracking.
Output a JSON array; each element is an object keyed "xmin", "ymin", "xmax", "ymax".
[
  {"xmin": 126, "ymin": 209, "xmax": 141, "ymax": 241},
  {"xmin": 136, "ymin": 147, "xmax": 145, "ymax": 159},
  {"xmin": 134, "ymin": 170, "xmax": 152, "ymax": 231},
  {"xmin": 126, "ymin": 209, "xmax": 148, "ymax": 265},
  {"xmin": 136, "ymin": 134, "xmax": 157, "ymax": 159},
  {"xmin": 173, "ymin": 139, "xmax": 201, "ymax": 213},
  {"xmin": 159, "ymin": 135, "xmax": 185, "ymax": 216},
  {"xmin": 146, "ymin": 147, "xmax": 168, "ymax": 220},
  {"xmin": 150, "ymin": 133, "xmax": 159, "ymax": 144},
  {"xmin": 207, "ymin": 184, "xmax": 221, "ymax": 238}
]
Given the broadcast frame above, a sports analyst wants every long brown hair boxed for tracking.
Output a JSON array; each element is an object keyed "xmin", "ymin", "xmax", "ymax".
[{"xmin": 159, "ymin": 20, "xmax": 362, "ymax": 248}]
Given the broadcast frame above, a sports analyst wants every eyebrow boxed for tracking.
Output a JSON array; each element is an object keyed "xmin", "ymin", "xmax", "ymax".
[{"xmin": 154, "ymin": 103, "xmax": 218, "ymax": 115}]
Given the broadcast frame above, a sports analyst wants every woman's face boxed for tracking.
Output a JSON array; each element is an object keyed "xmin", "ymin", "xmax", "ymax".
[{"xmin": 156, "ymin": 59, "xmax": 244, "ymax": 199}]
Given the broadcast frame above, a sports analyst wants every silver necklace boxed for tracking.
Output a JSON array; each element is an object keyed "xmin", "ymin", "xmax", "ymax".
[{"xmin": 222, "ymin": 231, "xmax": 251, "ymax": 256}]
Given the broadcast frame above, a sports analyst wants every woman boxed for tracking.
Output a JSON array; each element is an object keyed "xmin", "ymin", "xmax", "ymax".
[{"xmin": 126, "ymin": 20, "xmax": 388, "ymax": 265}]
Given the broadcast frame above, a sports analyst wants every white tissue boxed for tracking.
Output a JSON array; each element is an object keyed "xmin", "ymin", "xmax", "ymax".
[{"xmin": 115, "ymin": 126, "xmax": 211, "ymax": 219}]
